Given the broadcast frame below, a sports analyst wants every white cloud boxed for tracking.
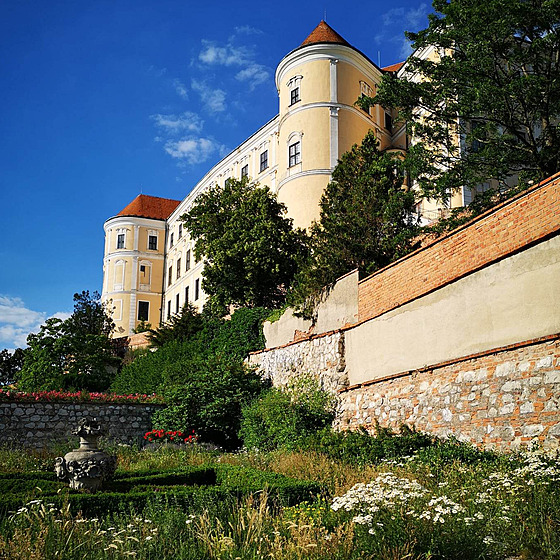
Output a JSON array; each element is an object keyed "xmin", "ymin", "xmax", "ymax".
[
  {"xmin": 173, "ymin": 78, "xmax": 189, "ymax": 99},
  {"xmin": 198, "ymin": 40, "xmax": 251, "ymax": 66},
  {"xmin": 191, "ymin": 79, "xmax": 227, "ymax": 113},
  {"xmin": 0, "ymin": 296, "xmax": 71, "ymax": 350},
  {"xmin": 233, "ymin": 25, "xmax": 263, "ymax": 36},
  {"xmin": 164, "ymin": 137, "xmax": 225, "ymax": 165},
  {"xmin": 151, "ymin": 111, "xmax": 204, "ymax": 134},
  {"xmin": 235, "ymin": 63, "xmax": 270, "ymax": 90}
]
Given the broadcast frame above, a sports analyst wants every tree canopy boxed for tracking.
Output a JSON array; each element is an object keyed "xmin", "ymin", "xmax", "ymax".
[
  {"xmin": 363, "ymin": 0, "xmax": 560, "ymax": 204},
  {"xmin": 17, "ymin": 291, "xmax": 119, "ymax": 392},
  {"xmin": 181, "ymin": 177, "xmax": 308, "ymax": 313},
  {"xmin": 289, "ymin": 132, "xmax": 419, "ymax": 314}
]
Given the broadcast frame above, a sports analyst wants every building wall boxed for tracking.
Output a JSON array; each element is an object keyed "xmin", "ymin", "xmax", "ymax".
[{"xmin": 102, "ymin": 216, "xmax": 167, "ymax": 336}]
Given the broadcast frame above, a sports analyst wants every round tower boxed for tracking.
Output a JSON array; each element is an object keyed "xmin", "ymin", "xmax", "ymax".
[
  {"xmin": 275, "ymin": 21, "xmax": 390, "ymax": 229},
  {"xmin": 102, "ymin": 194, "xmax": 180, "ymax": 337}
]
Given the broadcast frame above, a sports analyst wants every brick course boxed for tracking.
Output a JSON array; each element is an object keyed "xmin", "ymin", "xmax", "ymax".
[{"xmin": 358, "ymin": 173, "xmax": 560, "ymax": 322}]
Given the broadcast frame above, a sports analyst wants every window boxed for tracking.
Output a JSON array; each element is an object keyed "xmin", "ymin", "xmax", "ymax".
[
  {"xmin": 178, "ymin": 224, "xmax": 182, "ymax": 239},
  {"xmin": 384, "ymin": 111, "xmax": 392, "ymax": 132},
  {"xmin": 289, "ymin": 141, "xmax": 301, "ymax": 167},
  {"xmin": 185, "ymin": 250, "xmax": 191, "ymax": 271},
  {"xmin": 260, "ymin": 150, "xmax": 268, "ymax": 172},
  {"xmin": 137, "ymin": 301, "xmax": 149, "ymax": 322},
  {"xmin": 177, "ymin": 258, "xmax": 181, "ymax": 279},
  {"xmin": 290, "ymin": 87, "xmax": 300, "ymax": 105},
  {"xmin": 241, "ymin": 164, "xmax": 248, "ymax": 178},
  {"xmin": 167, "ymin": 300, "xmax": 171, "ymax": 320},
  {"xmin": 360, "ymin": 94, "xmax": 370, "ymax": 115},
  {"xmin": 176, "ymin": 293, "xmax": 180, "ymax": 313},
  {"xmin": 170, "ymin": 233, "xmax": 174, "ymax": 247},
  {"xmin": 139, "ymin": 263, "xmax": 151, "ymax": 286},
  {"xmin": 148, "ymin": 235, "xmax": 157, "ymax": 250},
  {"xmin": 117, "ymin": 233, "xmax": 125, "ymax": 249},
  {"xmin": 168, "ymin": 266, "xmax": 173, "ymax": 287},
  {"xmin": 185, "ymin": 286, "xmax": 189, "ymax": 304},
  {"xmin": 195, "ymin": 279, "xmax": 200, "ymax": 301}
]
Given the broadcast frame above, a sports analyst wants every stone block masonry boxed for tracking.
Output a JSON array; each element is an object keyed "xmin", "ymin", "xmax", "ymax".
[
  {"xmin": 337, "ymin": 335, "xmax": 560, "ymax": 450},
  {"xmin": 0, "ymin": 402, "xmax": 164, "ymax": 448},
  {"xmin": 249, "ymin": 330, "xmax": 347, "ymax": 394}
]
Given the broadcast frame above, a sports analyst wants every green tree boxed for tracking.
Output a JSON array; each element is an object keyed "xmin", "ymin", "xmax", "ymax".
[
  {"xmin": 362, "ymin": 0, "xmax": 560, "ymax": 206},
  {"xmin": 181, "ymin": 177, "xmax": 308, "ymax": 313},
  {"xmin": 147, "ymin": 303, "xmax": 205, "ymax": 348},
  {"xmin": 290, "ymin": 132, "xmax": 419, "ymax": 313},
  {"xmin": 17, "ymin": 291, "xmax": 119, "ymax": 392},
  {"xmin": 0, "ymin": 348, "xmax": 26, "ymax": 386}
]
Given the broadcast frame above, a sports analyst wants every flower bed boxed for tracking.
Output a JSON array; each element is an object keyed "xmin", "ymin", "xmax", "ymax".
[
  {"xmin": 0, "ymin": 389, "xmax": 164, "ymax": 404},
  {"xmin": 143, "ymin": 430, "xmax": 198, "ymax": 445}
]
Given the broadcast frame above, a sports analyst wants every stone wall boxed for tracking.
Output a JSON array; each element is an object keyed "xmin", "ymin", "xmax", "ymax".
[
  {"xmin": 337, "ymin": 335, "xmax": 560, "ymax": 450},
  {"xmin": 249, "ymin": 331, "xmax": 347, "ymax": 394},
  {"xmin": 0, "ymin": 402, "xmax": 164, "ymax": 448}
]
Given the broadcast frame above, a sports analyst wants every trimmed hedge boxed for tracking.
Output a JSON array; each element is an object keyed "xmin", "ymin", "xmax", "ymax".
[{"xmin": 0, "ymin": 464, "xmax": 325, "ymax": 518}]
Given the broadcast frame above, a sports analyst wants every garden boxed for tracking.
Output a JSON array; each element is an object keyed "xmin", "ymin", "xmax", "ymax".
[{"xmin": 0, "ymin": 425, "xmax": 559, "ymax": 560}]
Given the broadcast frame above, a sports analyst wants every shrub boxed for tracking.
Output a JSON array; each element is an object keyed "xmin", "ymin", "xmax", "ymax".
[
  {"xmin": 152, "ymin": 356, "xmax": 268, "ymax": 450},
  {"xmin": 240, "ymin": 376, "xmax": 335, "ymax": 452}
]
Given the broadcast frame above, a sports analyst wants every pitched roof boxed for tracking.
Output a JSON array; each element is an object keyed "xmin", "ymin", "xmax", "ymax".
[
  {"xmin": 300, "ymin": 20, "xmax": 351, "ymax": 47},
  {"xmin": 116, "ymin": 194, "xmax": 181, "ymax": 221},
  {"xmin": 382, "ymin": 62, "xmax": 405, "ymax": 73}
]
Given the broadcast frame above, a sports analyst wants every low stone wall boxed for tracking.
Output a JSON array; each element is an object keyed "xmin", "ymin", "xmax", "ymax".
[
  {"xmin": 0, "ymin": 402, "xmax": 164, "ymax": 448},
  {"xmin": 337, "ymin": 336, "xmax": 560, "ymax": 450},
  {"xmin": 249, "ymin": 331, "xmax": 347, "ymax": 394}
]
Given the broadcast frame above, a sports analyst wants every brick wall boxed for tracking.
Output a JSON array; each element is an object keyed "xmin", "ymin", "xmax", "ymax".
[
  {"xmin": 358, "ymin": 173, "xmax": 560, "ymax": 322},
  {"xmin": 337, "ymin": 335, "xmax": 560, "ymax": 450}
]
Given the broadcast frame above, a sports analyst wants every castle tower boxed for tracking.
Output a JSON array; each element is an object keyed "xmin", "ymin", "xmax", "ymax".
[
  {"xmin": 275, "ymin": 21, "xmax": 393, "ymax": 228},
  {"xmin": 102, "ymin": 195, "xmax": 180, "ymax": 337}
]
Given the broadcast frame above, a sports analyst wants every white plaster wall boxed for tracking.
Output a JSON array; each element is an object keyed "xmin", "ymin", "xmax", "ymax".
[{"xmin": 346, "ymin": 235, "xmax": 560, "ymax": 385}]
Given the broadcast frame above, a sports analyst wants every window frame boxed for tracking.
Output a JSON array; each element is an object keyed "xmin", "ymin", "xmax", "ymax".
[
  {"xmin": 137, "ymin": 301, "xmax": 149, "ymax": 322},
  {"xmin": 290, "ymin": 87, "xmax": 300, "ymax": 106},
  {"xmin": 148, "ymin": 234, "xmax": 158, "ymax": 251},
  {"xmin": 289, "ymin": 141, "xmax": 301, "ymax": 167},
  {"xmin": 259, "ymin": 150, "xmax": 268, "ymax": 172}
]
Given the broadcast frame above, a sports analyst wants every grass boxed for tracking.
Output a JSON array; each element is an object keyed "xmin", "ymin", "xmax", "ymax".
[{"xmin": 0, "ymin": 441, "xmax": 559, "ymax": 559}]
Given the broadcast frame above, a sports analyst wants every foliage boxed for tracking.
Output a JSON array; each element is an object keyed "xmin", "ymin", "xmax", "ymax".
[
  {"xmin": 16, "ymin": 291, "xmax": 119, "ymax": 392},
  {"xmin": 147, "ymin": 303, "xmax": 205, "ymax": 348},
  {"xmin": 111, "ymin": 306, "xmax": 268, "ymax": 396},
  {"xmin": 289, "ymin": 132, "xmax": 419, "ymax": 315},
  {"xmin": 240, "ymin": 376, "xmax": 336, "ymax": 452},
  {"xmin": 132, "ymin": 320, "xmax": 152, "ymax": 334},
  {"xmin": 152, "ymin": 355, "xmax": 268, "ymax": 450},
  {"xmin": 302, "ymin": 425, "xmax": 439, "ymax": 466},
  {"xmin": 181, "ymin": 177, "xmax": 308, "ymax": 311},
  {"xmin": 363, "ymin": 0, "xmax": 560, "ymax": 208},
  {"xmin": 143, "ymin": 429, "xmax": 198, "ymax": 445},
  {"xmin": 0, "ymin": 348, "xmax": 25, "ymax": 387}
]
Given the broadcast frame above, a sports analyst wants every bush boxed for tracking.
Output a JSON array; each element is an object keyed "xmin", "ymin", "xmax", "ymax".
[
  {"xmin": 303, "ymin": 425, "xmax": 437, "ymax": 465},
  {"xmin": 240, "ymin": 376, "xmax": 335, "ymax": 452},
  {"xmin": 152, "ymin": 356, "xmax": 268, "ymax": 450}
]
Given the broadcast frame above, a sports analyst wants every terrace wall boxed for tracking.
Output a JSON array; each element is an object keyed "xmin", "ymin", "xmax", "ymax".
[{"xmin": 0, "ymin": 402, "xmax": 164, "ymax": 448}]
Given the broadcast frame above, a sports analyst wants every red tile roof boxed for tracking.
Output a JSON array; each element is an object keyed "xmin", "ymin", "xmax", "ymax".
[
  {"xmin": 117, "ymin": 194, "xmax": 181, "ymax": 220},
  {"xmin": 382, "ymin": 62, "xmax": 405, "ymax": 73},
  {"xmin": 301, "ymin": 21, "xmax": 351, "ymax": 47}
]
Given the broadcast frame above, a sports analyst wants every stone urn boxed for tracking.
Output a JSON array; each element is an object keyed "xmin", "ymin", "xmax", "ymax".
[{"xmin": 55, "ymin": 417, "xmax": 116, "ymax": 491}]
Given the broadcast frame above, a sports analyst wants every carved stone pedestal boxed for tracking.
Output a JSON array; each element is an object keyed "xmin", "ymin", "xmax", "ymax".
[{"xmin": 55, "ymin": 417, "xmax": 116, "ymax": 492}]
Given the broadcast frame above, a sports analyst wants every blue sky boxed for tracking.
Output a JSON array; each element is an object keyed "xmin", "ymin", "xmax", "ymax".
[{"xmin": 0, "ymin": 0, "xmax": 431, "ymax": 350}]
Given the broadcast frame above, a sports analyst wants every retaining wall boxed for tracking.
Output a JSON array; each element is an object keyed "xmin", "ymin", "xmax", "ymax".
[{"xmin": 0, "ymin": 402, "xmax": 164, "ymax": 448}]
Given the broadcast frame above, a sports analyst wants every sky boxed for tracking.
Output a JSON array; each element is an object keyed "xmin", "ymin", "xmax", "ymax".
[{"xmin": 0, "ymin": 0, "xmax": 431, "ymax": 350}]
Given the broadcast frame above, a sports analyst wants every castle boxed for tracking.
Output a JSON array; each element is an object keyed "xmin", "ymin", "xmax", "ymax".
[{"xmin": 102, "ymin": 21, "xmax": 469, "ymax": 337}]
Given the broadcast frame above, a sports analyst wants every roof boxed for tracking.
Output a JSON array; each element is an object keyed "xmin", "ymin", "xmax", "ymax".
[
  {"xmin": 382, "ymin": 62, "xmax": 404, "ymax": 73},
  {"xmin": 300, "ymin": 20, "xmax": 351, "ymax": 47},
  {"xmin": 116, "ymin": 194, "xmax": 181, "ymax": 221}
]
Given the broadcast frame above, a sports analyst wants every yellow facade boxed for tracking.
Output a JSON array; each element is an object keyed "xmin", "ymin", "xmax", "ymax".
[{"xmin": 103, "ymin": 21, "xmax": 471, "ymax": 337}]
